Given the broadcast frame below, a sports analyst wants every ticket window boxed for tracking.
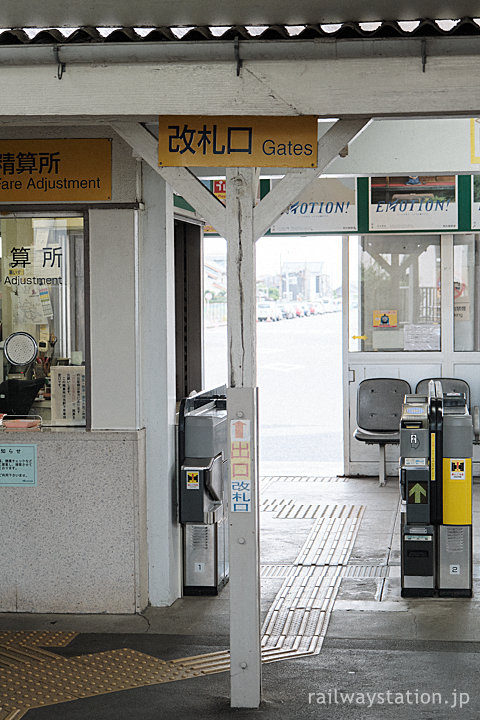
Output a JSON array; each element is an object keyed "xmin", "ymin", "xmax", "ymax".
[
  {"xmin": 0, "ymin": 216, "xmax": 86, "ymax": 425},
  {"xmin": 349, "ymin": 235, "xmax": 441, "ymax": 352}
]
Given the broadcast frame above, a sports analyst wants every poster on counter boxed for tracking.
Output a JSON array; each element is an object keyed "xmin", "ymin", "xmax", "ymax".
[
  {"xmin": 369, "ymin": 175, "xmax": 457, "ymax": 231},
  {"xmin": 270, "ymin": 177, "xmax": 357, "ymax": 233}
]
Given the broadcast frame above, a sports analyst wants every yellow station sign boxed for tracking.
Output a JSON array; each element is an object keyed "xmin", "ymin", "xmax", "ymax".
[
  {"xmin": 0, "ymin": 139, "xmax": 112, "ymax": 201},
  {"xmin": 158, "ymin": 116, "xmax": 318, "ymax": 167}
]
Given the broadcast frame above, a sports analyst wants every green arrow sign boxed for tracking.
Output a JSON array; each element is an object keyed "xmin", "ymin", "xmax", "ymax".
[{"xmin": 409, "ymin": 482, "xmax": 427, "ymax": 504}]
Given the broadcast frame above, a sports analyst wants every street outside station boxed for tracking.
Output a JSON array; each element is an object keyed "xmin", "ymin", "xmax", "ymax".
[{"xmin": 205, "ymin": 309, "xmax": 343, "ymax": 476}]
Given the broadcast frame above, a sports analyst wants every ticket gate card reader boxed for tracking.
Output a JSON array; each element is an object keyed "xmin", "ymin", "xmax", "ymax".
[
  {"xmin": 181, "ymin": 455, "xmax": 227, "ymax": 595},
  {"xmin": 178, "ymin": 390, "xmax": 229, "ymax": 595},
  {"xmin": 400, "ymin": 386, "xmax": 473, "ymax": 598},
  {"xmin": 400, "ymin": 395, "xmax": 435, "ymax": 596}
]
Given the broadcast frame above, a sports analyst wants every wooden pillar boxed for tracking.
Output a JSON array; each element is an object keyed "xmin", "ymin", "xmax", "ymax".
[{"xmin": 226, "ymin": 167, "xmax": 261, "ymax": 708}]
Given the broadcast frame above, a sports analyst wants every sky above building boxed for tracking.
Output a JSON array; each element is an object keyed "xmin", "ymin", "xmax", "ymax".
[{"xmin": 204, "ymin": 234, "xmax": 343, "ymax": 287}]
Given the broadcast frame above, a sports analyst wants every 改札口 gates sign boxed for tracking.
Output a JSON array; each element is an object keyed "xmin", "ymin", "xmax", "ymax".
[{"xmin": 158, "ymin": 116, "xmax": 318, "ymax": 168}]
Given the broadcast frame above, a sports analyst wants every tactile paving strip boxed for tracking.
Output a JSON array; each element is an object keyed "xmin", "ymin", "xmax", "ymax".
[
  {"xmin": 261, "ymin": 565, "xmax": 295, "ymax": 579},
  {"xmin": 260, "ymin": 505, "xmax": 364, "ymax": 660},
  {"xmin": 261, "ymin": 475, "xmax": 347, "ymax": 491},
  {"xmin": 0, "ymin": 631, "xmax": 77, "ymax": 648},
  {"xmin": 174, "ymin": 503, "xmax": 365, "ymax": 673},
  {"xmin": 261, "ymin": 498, "xmax": 332, "ymax": 520},
  {"xmin": 261, "ymin": 563, "xmax": 389, "ymax": 579},
  {"xmin": 295, "ymin": 505, "xmax": 363, "ymax": 565},
  {"xmin": 0, "ymin": 710, "xmax": 26, "ymax": 720},
  {"xmin": 0, "ymin": 645, "xmax": 206, "ymax": 714}
]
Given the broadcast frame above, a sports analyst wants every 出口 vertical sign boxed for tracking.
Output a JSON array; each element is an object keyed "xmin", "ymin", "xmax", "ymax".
[
  {"xmin": 159, "ymin": 116, "xmax": 318, "ymax": 167},
  {"xmin": 230, "ymin": 419, "xmax": 251, "ymax": 512}
]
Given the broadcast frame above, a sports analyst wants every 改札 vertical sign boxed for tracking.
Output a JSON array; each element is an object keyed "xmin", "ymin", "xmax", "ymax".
[
  {"xmin": 230, "ymin": 419, "xmax": 251, "ymax": 512},
  {"xmin": 158, "ymin": 116, "xmax": 318, "ymax": 167}
]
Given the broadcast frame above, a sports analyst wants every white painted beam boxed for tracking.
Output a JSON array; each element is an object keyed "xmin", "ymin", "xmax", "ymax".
[
  {"xmin": 1, "ymin": 52, "xmax": 480, "ymax": 119},
  {"xmin": 111, "ymin": 121, "xmax": 227, "ymax": 237},
  {"xmin": 254, "ymin": 119, "xmax": 370, "ymax": 239}
]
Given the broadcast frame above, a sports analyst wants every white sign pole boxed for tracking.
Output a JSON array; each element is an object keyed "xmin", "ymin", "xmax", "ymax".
[{"xmin": 226, "ymin": 167, "xmax": 261, "ymax": 708}]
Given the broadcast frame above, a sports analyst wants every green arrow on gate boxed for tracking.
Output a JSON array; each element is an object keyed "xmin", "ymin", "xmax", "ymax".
[{"xmin": 409, "ymin": 483, "xmax": 427, "ymax": 504}]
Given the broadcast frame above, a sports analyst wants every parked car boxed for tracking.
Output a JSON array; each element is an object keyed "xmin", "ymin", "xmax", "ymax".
[
  {"xmin": 278, "ymin": 302, "xmax": 295, "ymax": 319},
  {"xmin": 272, "ymin": 302, "xmax": 283, "ymax": 321},
  {"xmin": 319, "ymin": 297, "xmax": 334, "ymax": 313},
  {"xmin": 257, "ymin": 301, "xmax": 281, "ymax": 321}
]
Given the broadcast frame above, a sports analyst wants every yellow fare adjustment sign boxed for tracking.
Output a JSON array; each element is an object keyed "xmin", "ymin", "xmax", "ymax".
[
  {"xmin": 158, "ymin": 116, "xmax": 318, "ymax": 167},
  {"xmin": 0, "ymin": 139, "xmax": 111, "ymax": 201}
]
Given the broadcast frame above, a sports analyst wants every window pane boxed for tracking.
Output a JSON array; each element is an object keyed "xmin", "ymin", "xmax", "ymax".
[
  {"xmin": 0, "ymin": 217, "xmax": 86, "ymax": 425},
  {"xmin": 454, "ymin": 235, "xmax": 479, "ymax": 351},
  {"xmin": 203, "ymin": 236, "xmax": 227, "ymax": 389},
  {"xmin": 349, "ymin": 235, "xmax": 441, "ymax": 352}
]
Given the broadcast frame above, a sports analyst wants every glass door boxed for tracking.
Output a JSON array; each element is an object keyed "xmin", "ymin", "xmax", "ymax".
[{"xmin": 343, "ymin": 233, "xmax": 480, "ymax": 477}]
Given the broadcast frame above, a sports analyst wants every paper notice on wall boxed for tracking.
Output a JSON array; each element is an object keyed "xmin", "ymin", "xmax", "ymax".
[
  {"xmin": 11, "ymin": 286, "xmax": 45, "ymax": 325},
  {"xmin": 403, "ymin": 324, "xmax": 440, "ymax": 351},
  {"xmin": 50, "ymin": 366, "xmax": 86, "ymax": 426},
  {"xmin": 454, "ymin": 301, "xmax": 470, "ymax": 321}
]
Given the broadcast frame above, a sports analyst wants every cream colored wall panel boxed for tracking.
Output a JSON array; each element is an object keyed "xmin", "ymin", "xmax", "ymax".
[{"xmin": 89, "ymin": 209, "xmax": 138, "ymax": 430}]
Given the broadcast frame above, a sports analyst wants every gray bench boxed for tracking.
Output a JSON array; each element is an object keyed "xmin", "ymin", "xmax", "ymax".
[{"xmin": 354, "ymin": 378, "xmax": 411, "ymax": 486}]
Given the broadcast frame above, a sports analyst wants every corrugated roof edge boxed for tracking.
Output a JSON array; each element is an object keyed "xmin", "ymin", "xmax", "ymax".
[{"xmin": 0, "ymin": 19, "xmax": 479, "ymax": 44}]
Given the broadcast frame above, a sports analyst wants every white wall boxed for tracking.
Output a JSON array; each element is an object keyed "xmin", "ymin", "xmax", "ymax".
[
  {"xmin": 141, "ymin": 164, "xmax": 182, "ymax": 605},
  {"xmin": 89, "ymin": 208, "xmax": 139, "ymax": 430},
  {"xmin": 327, "ymin": 118, "xmax": 478, "ymax": 176},
  {"xmin": 0, "ymin": 430, "xmax": 147, "ymax": 613}
]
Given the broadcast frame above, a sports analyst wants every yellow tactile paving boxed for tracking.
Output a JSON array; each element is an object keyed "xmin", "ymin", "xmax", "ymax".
[
  {"xmin": 0, "ymin": 643, "xmax": 205, "ymax": 714},
  {"xmin": 0, "ymin": 632, "xmax": 77, "ymax": 649}
]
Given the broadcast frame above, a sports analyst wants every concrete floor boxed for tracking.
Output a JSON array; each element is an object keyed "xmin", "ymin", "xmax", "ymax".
[{"xmin": 1, "ymin": 474, "xmax": 480, "ymax": 719}]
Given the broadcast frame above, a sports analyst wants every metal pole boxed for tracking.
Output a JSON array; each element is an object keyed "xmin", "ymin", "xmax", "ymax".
[{"xmin": 226, "ymin": 167, "xmax": 262, "ymax": 708}]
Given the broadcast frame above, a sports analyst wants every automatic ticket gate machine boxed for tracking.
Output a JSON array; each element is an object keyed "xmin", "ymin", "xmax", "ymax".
[
  {"xmin": 178, "ymin": 387, "xmax": 229, "ymax": 595},
  {"xmin": 400, "ymin": 381, "xmax": 473, "ymax": 597}
]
